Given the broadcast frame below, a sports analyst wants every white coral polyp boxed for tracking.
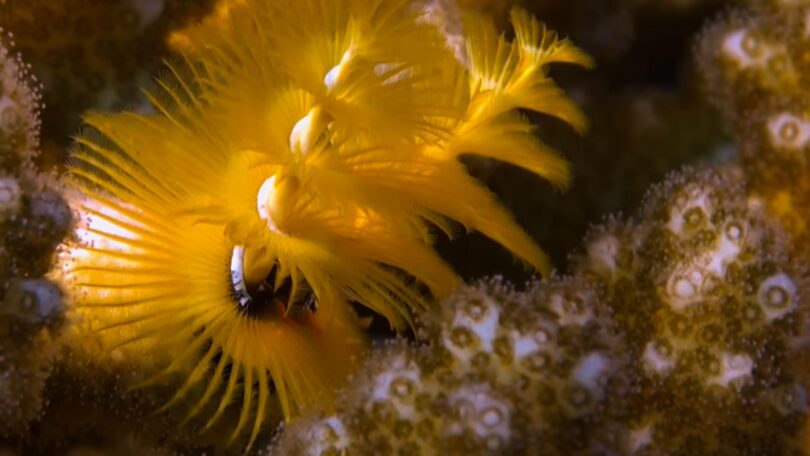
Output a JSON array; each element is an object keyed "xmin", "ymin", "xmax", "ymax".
[
  {"xmin": 767, "ymin": 112, "xmax": 810, "ymax": 152},
  {"xmin": 721, "ymin": 29, "xmax": 774, "ymax": 69},
  {"xmin": 368, "ymin": 354, "xmax": 422, "ymax": 420},
  {"xmin": 585, "ymin": 233, "xmax": 620, "ymax": 275},
  {"xmin": 511, "ymin": 317, "xmax": 554, "ymax": 360},
  {"xmin": 446, "ymin": 293, "xmax": 501, "ymax": 360},
  {"xmin": 572, "ymin": 352, "xmax": 610, "ymax": 399},
  {"xmin": 446, "ymin": 384, "xmax": 512, "ymax": 451},
  {"xmin": 643, "ymin": 341, "xmax": 676, "ymax": 376},
  {"xmin": 511, "ymin": 330, "xmax": 540, "ymax": 361},
  {"xmin": 298, "ymin": 416, "xmax": 350, "ymax": 454},
  {"xmin": 757, "ymin": 272, "xmax": 798, "ymax": 322},
  {"xmin": 665, "ymin": 265, "xmax": 708, "ymax": 311},
  {"xmin": 707, "ymin": 352, "xmax": 753, "ymax": 388},
  {"xmin": 0, "ymin": 176, "xmax": 21, "ymax": 219},
  {"xmin": 548, "ymin": 292, "xmax": 595, "ymax": 327},
  {"xmin": 703, "ymin": 225, "xmax": 744, "ymax": 276},
  {"xmin": 665, "ymin": 221, "xmax": 748, "ymax": 310},
  {"xmin": 667, "ymin": 186, "xmax": 713, "ymax": 237}
]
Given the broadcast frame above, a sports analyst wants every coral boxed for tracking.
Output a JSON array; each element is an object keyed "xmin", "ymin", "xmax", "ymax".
[
  {"xmin": 0, "ymin": 309, "xmax": 60, "ymax": 438},
  {"xmin": 271, "ymin": 168, "xmax": 810, "ymax": 455},
  {"xmin": 269, "ymin": 277, "xmax": 624, "ymax": 455},
  {"xmin": 0, "ymin": 30, "xmax": 40, "ymax": 169},
  {"xmin": 420, "ymin": 277, "xmax": 623, "ymax": 453},
  {"xmin": 696, "ymin": 1, "xmax": 810, "ymax": 257},
  {"xmin": 0, "ymin": 34, "xmax": 69, "ymax": 440},
  {"xmin": 0, "ymin": 32, "xmax": 69, "ymax": 290},
  {"xmin": 576, "ymin": 168, "xmax": 808, "ymax": 455}
]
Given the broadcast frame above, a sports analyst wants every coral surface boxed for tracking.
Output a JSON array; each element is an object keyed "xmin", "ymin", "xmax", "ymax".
[
  {"xmin": 0, "ymin": 32, "xmax": 69, "ymax": 440},
  {"xmin": 271, "ymin": 169, "xmax": 810, "ymax": 455}
]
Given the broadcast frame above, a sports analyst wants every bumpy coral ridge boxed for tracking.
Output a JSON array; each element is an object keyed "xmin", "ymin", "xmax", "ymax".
[
  {"xmin": 697, "ymin": 0, "xmax": 810, "ymax": 258},
  {"xmin": 271, "ymin": 168, "xmax": 810, "ymax": 455},
  {"xmin": 270, "ymin": 276, "xmax": 623, "ymax": 455},
  {"xmin": 0, "ymin": 33, "xmax": 70, "ymax": 439},
  {"xmin": 578, "ymin": 168, "xmax": 808, "ymax": 455}
]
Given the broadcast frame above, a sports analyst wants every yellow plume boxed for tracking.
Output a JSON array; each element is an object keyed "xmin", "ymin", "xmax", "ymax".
[{"xmin": 58, "ymin": 0, "xmax": 589, "ymax": 449}]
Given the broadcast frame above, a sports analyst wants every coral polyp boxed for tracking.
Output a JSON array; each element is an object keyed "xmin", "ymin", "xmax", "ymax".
[{"xmin": 55, "ymin": 0, "xmax": 589, "ymax": 447}]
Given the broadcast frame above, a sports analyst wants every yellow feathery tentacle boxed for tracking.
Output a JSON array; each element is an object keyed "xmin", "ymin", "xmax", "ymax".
[
  {"xmin": 182, "ymin": 334, "xmax": 233, "ymax": 424},
  {"xmin": 463, "ymin": 8, "xmax": 592, "ymax": 130},
  {"xmin": 249, "ymin": 367, "xmax": 271, "ymax": 450},
  {"xmin": 205, "ymin": 345, "xmax": 242, "ymax": 431},
  {"xmin": 61, "ymin": 140, "xmax": 366, "ymax": 443},
  {"xmin": 510, "ymin": 8, "xmax": 593, "ymax": 69},
  {"xmin": 230, "ymin": 364, "xmax": 254, "ymax": 444},
  {"xmin": 450, "ymin": 113, "xmax": 571, "ymax": 188}
]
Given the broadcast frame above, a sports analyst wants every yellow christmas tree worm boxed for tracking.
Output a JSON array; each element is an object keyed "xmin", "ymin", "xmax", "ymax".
[{"xmin": 57, "ymin": 0, "xmax": 590, "ymax": 448}]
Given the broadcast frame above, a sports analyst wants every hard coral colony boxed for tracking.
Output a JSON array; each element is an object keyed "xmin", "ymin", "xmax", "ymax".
[
  {"xmin": 0, "ymin": 31, "xmax": 70, "ymax": 439},
  {"xmin": 56, "ymin": 0, "xmax": 590, "ymax": 448},
  {"xmin": 271, "ymin": 168, "xmax": 810, "ymax": 455}
]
